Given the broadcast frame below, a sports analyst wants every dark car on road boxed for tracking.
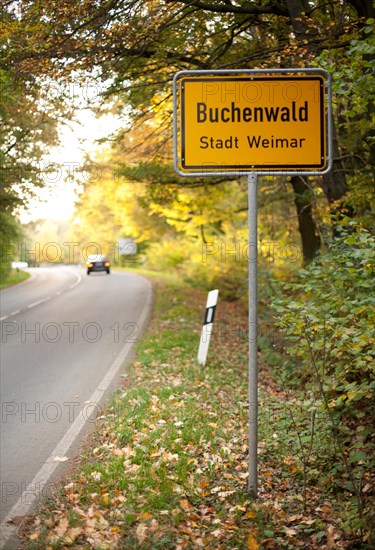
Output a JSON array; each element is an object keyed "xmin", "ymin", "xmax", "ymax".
[{"xmin": 86, "ymin": 254, "xmax": 111, "ymax": 275}]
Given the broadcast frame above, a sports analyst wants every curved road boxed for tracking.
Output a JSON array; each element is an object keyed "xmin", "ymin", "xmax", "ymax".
[{"xmin": 0, "ymin": 266, "xmax": 152, "ymax": 546}]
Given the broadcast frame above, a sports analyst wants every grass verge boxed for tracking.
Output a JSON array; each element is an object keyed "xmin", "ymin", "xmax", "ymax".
[
  {"xmin": 22, "ymin": 274, "xmax": 373, "ymax": 549},
  {"xmin": 0, "ymin": 269, "xmax": 30, "ymax": 290}
]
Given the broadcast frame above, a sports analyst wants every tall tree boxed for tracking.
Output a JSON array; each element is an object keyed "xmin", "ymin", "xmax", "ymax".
[
  {"xmin": 0, "ymin": 66, "xmax": 60, "ymax": 275},
  {"xmin": 2, "ymin": 0, "xmax": 372, "ymax": 260}
]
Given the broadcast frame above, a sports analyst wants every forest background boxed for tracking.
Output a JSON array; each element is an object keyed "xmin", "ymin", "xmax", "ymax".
[{"xmin": 0, "ymin": 0, "xmax": 374, "ymax": 546}]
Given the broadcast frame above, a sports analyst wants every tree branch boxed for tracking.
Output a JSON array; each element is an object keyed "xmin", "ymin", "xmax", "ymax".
[{"xmin": 168, "ymin": 0, "xmax": 288, "ymax": 17}]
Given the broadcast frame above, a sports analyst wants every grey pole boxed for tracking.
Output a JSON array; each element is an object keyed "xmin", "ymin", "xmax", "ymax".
[{"xmin": 247, "ymin": 173, "xmax": 258, "ymax": 497}]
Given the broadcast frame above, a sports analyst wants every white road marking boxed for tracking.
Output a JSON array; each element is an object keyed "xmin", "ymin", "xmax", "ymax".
[
  {"xmin": 27, "ymin": 298, "xmax": 48, "ymax": 308},
  {"xmin": 69, "ymin": 275, "xmax": 81, "ymax": 290},
  {"xmin": 0, "ymin": 270, "xmax": 82, "ymax": 321}
]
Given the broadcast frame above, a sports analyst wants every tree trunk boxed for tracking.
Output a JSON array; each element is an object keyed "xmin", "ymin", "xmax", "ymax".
[
  {"xmin": 284, "ymin": 0, "xmax": 322, "ymax": 262},
  {"xmin": 290, "ymin": 176, "xmax": 321, "ymax": 263},
  {"xmin": 321, "ymin": 117, "xmax": 349, "ymax": 204},
  {"xmin": 285, "ymin": 0, "xmax": 352, "ymax": 256}
]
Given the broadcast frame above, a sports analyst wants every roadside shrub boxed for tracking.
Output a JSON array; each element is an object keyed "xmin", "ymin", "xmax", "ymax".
[
  {"xmin": 272, "ymin": 222, "xmax": 374, "ymax": 531},
  {"xmin": 273, "ymin": 222, "xmax": 374, "ymax": 417},
  {"xmin": 144, "ymin": 237, "xmax": 192, "ymax": 271}
]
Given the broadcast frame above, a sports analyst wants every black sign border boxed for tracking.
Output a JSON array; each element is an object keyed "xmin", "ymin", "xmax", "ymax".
[{"xmin": 180, "ymin": 76, "xmax": 326, "ymax": 172}]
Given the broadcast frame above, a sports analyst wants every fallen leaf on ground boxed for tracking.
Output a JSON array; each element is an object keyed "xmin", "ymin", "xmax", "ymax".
[
  {"xmin": 287, "ymin": 514, "xmax": 302, "ymax": 522},
  {"xmin": 64, "ymin": 527, "xmax": 83, "ymax": 544},
  {"xmin": 136, "ymin": 522, "xmax": 148, "ymax": 543},
  {"xmin": 247, "ymin": 534, "xmax": 259, "ymax": 549},
  {"xmin": 283, "ymin": 526, "xmax": 297, "ymax": 536},
  {"xmin": 179, "ymin": 499, "xmax": 192, "ymax": 510},
  {"xmin": 54, "ymin": 516, "xmax": 69, "ymax": 537},
  {"xmin": 139, "ymin": 511, "xmax": 153, "ymax": 521}
]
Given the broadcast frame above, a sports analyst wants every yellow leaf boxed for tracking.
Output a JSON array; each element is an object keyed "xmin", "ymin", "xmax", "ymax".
[
  {"xmin": 347, "ymin": 390, "xmax": 357, "ymax": 400},
  {"xmin": 139, "ymin": 511, "xmax": 153, "ymax": 521},
  {"xmin": 28, "ymin": 532, "xmax": 39, "ymax": 541},
  {"xmin": 247, "ymin": 534, "xmax": 259, "ymax": 550},
  {"xmin": 246, "ymin": 511, "xmax": 257, "ymax": 519},
  {"xmin": 180, "ymin": 528, "xmax": 192, "ymax": 535},
  {"xmin": 101, "ymin": 495, "xmax": 109, "ymax": 505}
]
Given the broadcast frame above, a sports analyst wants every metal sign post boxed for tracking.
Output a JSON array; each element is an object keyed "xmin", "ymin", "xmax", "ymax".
[
  {"xmin": 247, "ymin": 173, "xmax": 258, "ymax": 496},
  {"xmin": 173, "ymin": 68, "xmax": 332, "ymax": 498}
]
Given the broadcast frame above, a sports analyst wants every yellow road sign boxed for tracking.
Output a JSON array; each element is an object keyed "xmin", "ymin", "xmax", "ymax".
[{"xmin": 175, "ymin": 74, "xmax": 328, "ymax": 173}]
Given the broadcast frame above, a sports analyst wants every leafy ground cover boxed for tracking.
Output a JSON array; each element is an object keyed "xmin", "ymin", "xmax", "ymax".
[{"xmin": 21, "ymin": 273, "xmax": 373, "ymax": 549}]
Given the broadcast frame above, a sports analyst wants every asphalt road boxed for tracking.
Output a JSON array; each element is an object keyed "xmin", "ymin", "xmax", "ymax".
[{"xmin": 0, "ymin": 266, "xmax": 152, "ymax": 542}]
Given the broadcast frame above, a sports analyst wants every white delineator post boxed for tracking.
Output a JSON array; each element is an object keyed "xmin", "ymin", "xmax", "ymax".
[{"xmin": 197, "ymin": 289, "xmax": 219, "ymax": 365}]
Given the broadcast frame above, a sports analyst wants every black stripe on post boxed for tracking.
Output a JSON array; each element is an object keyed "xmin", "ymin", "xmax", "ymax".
[{"xmin": 204, "ymin": 305, "xmax": 216, "ymax": 325}]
